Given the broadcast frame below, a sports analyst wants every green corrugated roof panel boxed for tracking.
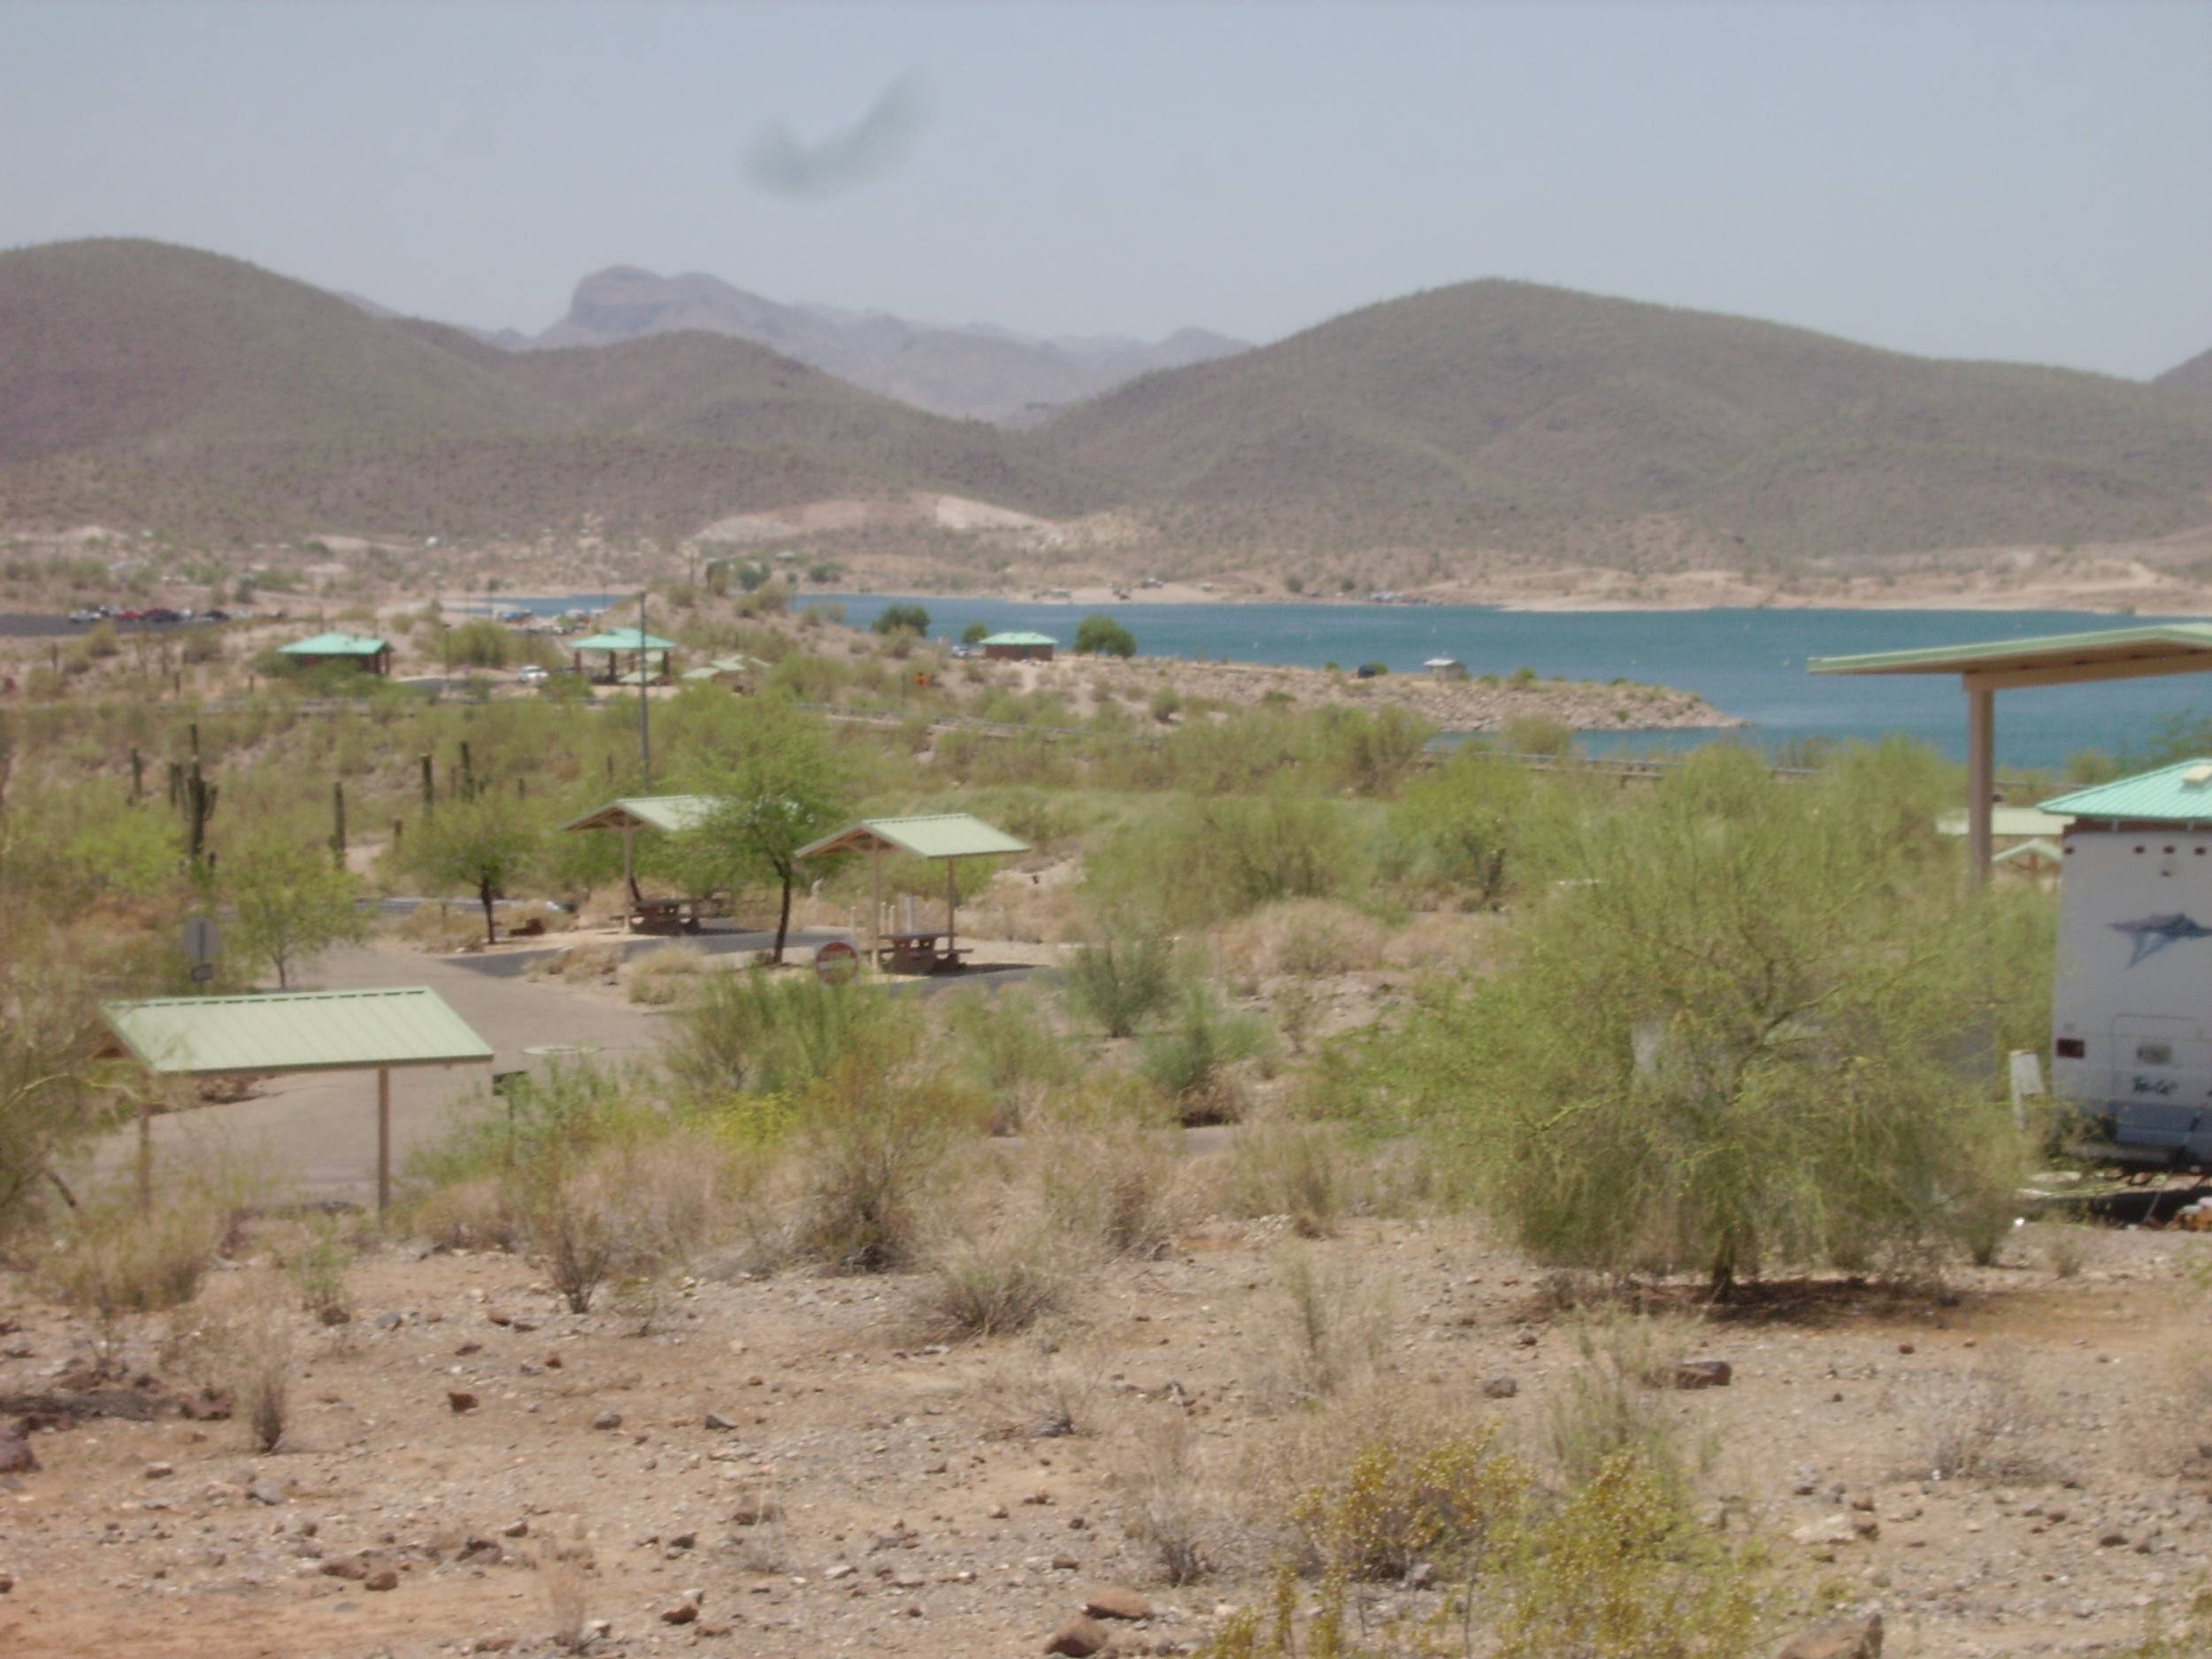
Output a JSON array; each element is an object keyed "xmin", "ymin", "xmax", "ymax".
[
  {"xmin": 104, "ymin": 987, "xmax": 493, "ymax": 1077},
  {"xmin": 797, "ymin": 812, "xmax": 1031, "ymax": 862},
  {"xmin": 980, "ymin": 632, "xmax": 1057, "ymax": 647},
  {"xmin": 571, "ymin": 629, "xmax": 678, "ymax": 653},
  {"xmin": 560, "ymin": 795, "xmax": 722, "ymax": 834},
  {"xmin": 1809, "ymin": 624, "xmax": 2212, "ymax": 677},
  {"xmin": 280, "ymin": 632, "xmax": 388, "ymax": 656},
  {"xmin": 2041, "ymin": 758, "xmax": 2212, "ymax": 825}
]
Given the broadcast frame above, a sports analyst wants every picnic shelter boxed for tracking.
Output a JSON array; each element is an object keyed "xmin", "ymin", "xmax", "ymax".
[
  {"xmin": 796, "ymin": 812, "xmax": 1029, "ymax": 972},
  {"xmin": 102, "ymin": 987, "xmax": 493, "ymax": 1211},
  {"xmin": 571, "ymin": 627, "xmax": 677, "ymax": 685},
  {"xmin": 560, "ymin": 795, "xmax": 724, "ymax": 932},
  {"xmin": 1810, "ymin": 623, "xmax": 2212, "ymax": 882}
]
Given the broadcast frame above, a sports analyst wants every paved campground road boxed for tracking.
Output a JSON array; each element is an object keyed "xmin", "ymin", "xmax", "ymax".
[{"xmin": 97, "ymin": 937, "xmax": 1047, "ymax": 1205}]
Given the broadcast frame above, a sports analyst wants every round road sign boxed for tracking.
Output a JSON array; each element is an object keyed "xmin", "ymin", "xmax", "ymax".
[{"xmin": 814, "ymin": 940, "xmax": 861, "ymax": 987}]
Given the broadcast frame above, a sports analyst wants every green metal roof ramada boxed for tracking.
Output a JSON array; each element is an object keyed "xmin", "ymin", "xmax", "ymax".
[
  {"xmin": 1809, "ymin": 623, "xmax": 2212, "ymax": 678},
  {"xmin": 796, "ymin": 813, "xmax": 1031, "ymax": 862},
  {"xmin": 103, "ymin": 987, "xmax": 493, "ymax": 1077},
  {"xmin": 979, "ymin": 631, "xmax": 1056, "ymax": 647},
  {"xmin": 2041, "ymin": 758, "xmax": 2212, "ymax": 826},
  {"xmin": 280, "ymin": 632, "xmax": 388, "ymax": 656},
  {"xmin": 571, "ymin": 628, "xmax": 678, "ymax": 653},
  {"xmin": 561, "ymin": 795, "xmax": 722, "ymax": 834}
]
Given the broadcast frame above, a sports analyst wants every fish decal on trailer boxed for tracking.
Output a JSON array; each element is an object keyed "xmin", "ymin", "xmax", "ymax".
[{"xmin": 2110, "ymin": 912, "xmax": 2212, "ymax": 967}]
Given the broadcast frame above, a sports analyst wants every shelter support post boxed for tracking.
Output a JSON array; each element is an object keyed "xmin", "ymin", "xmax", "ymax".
[
  {"xmin": 1966, "ymin": 680, "xmax": 1994, "ymax": 887},
  {"xmin": 622, "ymin": 826, "xmax": 636, "ymax": 933},
  {"xmin": 137, "ymin": 1098, "xmax": 151, "ymax": 1210},
  {"xmin": 871, "ymin": 847, "xmax": 882, "ymax": 972},
  {"xmin": 376, "ymin": 1067, "xmax": 392, "ymax": 1214},
  {"xmin": 946, "ymin": 857, "xmax": 958, "ymax": 957}
]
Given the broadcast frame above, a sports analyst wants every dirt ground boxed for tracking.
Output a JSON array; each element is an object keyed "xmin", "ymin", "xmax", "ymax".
[{"xmin": 5, "ymin": 1202, "xmax": 2212, "ymax": 1659}]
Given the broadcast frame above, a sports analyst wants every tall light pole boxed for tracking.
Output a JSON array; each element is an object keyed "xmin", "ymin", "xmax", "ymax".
[{"xmin": 637, "ymin": 588, "xmax": 652, "ymax": 793}]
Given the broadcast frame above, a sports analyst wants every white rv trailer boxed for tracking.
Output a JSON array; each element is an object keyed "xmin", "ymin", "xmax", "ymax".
[{"xmin": 2045, "ymin": 760, "xmax": 2212, "ymax": 1164}]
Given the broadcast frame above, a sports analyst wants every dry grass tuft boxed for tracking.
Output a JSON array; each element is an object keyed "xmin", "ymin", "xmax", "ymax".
[
  {"xmin": 1217, "ymin": 899, "xmax": 1388, "ymax": 979},
  {"xmin": 624, "ymin": 941, "xmax": 704, "ymax": 1005},
  {"xmin": 1215, "ymin": 1112, "xmax": 1350, "ymax": 1238}
]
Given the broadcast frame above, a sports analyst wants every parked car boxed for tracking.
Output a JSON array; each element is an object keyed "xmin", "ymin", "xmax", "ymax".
[
  {"xmin": 200, "ymin": 609, "xmax": 230, "ymax": 623},
  {"xmin": 66, "ymin": 608, "xmax": 99, "ymax": 625},
  {"xmin": 515, "ymin": 664, "xmax": 549, "ymax": 686}
]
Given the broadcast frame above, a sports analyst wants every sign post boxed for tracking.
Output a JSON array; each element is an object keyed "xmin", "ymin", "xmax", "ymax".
[{"xmin": 183, "ymin": 916, "xmax": 220, "ymax": 987}]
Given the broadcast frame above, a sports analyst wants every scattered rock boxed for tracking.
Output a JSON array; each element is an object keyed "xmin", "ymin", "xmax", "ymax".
[
  {"xmin": 1045, "ymin": 1615, "xmax": 1112, "ymax": 1656},
  {"xmin": 364, "ymin": 1566, "xmax": 400, "ymax": 1592},
  {"xmin": 1672, "ymin": 1360, "xmax": 1732, "ymax": 1390},
  {"xmin": 0, "ymin": 1572, "xmax": 14, "ymax": 1594},
  {"xmin": 1479, "ymin": 1376, "xmax": 1519, "ymax": 1399},
  {"xmin": 661, "ymin": 1599, "xmax": 698, "ymax": 1625},
  {"xmin": 501, "ymin": 1519, "xmax": 529, "ymax": 1539},
  {"xmin": 247, "ymin": 1479, "xmax": 285, "ymax": 1506},
  {"xmin": 1778, "ymin": 1611, "xmax": 1884, "ymax": 1659},
  {"xmin": 374, "ymin": 1312, "xmax": 403, "ymax": 1331},
  {"xmin": 0, "ymin": 1428, "xmax": 35, "ymax": 1474},
  {"xmin": 1084, "ymin": 1585, "xmax": 1154, "ymax": 1620},
  {"xmin": 729, "ymin": 1493, "xmax": 779, "ymax": 1526},
  {"xmin": 590, "ymin": 1410, "xmax": 622, "ymax": 1431},
  {"xmin": 143, "ymin": 1461, "xmax": 174, "ymax": 1479},
  {"xmin": 703, "ymin": 1411, "xmax": 738, "ymax": 1431},
  {"xmin": 448, "ymin": 1390, "xmax": 479, "ymax": 1414}
]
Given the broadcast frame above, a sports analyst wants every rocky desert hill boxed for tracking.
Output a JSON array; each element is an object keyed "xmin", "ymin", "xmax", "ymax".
[
  {"xmin": 1036, "ymin": 280, "xmax": 2212, "ymax": 565},
  {"xmin": 0, "ymin": 240, "xmax": 1096, "ymax": 540},
  {"xmin": 532, "ymin": 265, "xmax": 1248, "ymax": 424}
]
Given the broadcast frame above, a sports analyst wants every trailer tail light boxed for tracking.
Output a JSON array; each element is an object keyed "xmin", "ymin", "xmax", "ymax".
[{"xmin": 2055, "ymin": 1038, "xmax": 2086, "ymax": 1059}]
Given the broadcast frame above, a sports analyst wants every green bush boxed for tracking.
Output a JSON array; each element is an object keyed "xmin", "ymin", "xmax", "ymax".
[
  {"xmin": 1371, "ymin": 745, "xmax": 2034, "ymax": 1295},
  {"xmin": 872, "ymin": 603, "xmax": 931, "ymax": 637},
  {"xmin": 1141, "ymin": 986, "xmax": 1271, "ymax": 1122},
  {"xmin": 1074, "ymin": 614, "xmax": 1137, "ymax": 657},
  {"xmin": 670, "ymin": 967, "xmax": 909, "ymax": 1102},
  {"xmin": 1064, "ymin": 913, "xmax": 1180, "ymax": 1037}
]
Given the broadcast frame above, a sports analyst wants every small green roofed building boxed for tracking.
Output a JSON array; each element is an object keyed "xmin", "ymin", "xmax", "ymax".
[
  {"xmin": 980, "ymin": 630, "xmax": 1056, "ymax": 663},
  {"xmin": 2041, "ymin": 758, "xmax": 2212, "ymax": 827},
  {"xmin": 572, "ymin": 626, "xmax": 678, "ymax": 684},
  {"xmin": 279, "ymin": 631, "xmax": 390, "ymax": 675},
  {"xmin": 680, "ymin": 653, "xmax": 768, "ymax": 688}
]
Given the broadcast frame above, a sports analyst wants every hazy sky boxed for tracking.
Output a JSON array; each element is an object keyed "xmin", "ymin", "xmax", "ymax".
[{"xmin": 4, "ymin": 0, "xmax": 2207, "ymax": 378}]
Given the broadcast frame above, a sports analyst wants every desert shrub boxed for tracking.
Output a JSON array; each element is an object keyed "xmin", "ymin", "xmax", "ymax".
[
  {"xmin": 1218, "ymin": 1114, "xmax": 1349, "ymax": 1238},
  {"xmin": 1033, "ymin": 1114, "xmax": 1191, "ymax": 1258},
  {"xmin": 1141, "ymin": 986, "xmax": 1272, "ymax": 1122},
  {"xmin": 1091, "ymin": 792, "xmax": 1366, "ymax": 926},
  {"xmin": 872, "ymin": 602, "xmax": 930, "ymax": 637},
  {"xmin": 1290, "ymin": 1422, "xmax": 1525, "ymax": 1583},
  {"xmin": 1916, "ymin": 1357, "xmax": 2049, "ymax": 1482},
  {"xmin": 1219, "ymin": 898, "xmax": 1387, "ymax": 977},
  {"xmin": 1541, "ymin": 1314, "xmax": 1708, "ymax": 1498},
  {"xmin": 1075, "ymin": 613, "xmax": 1137, "ymax": 657},
  {"xmin": 1261, "ymin": 1243, "xmax": 1391, "ymax": 1404},
  {"xmin": 278, "ymin": 1216, "xmax": 354, "ymax": 1323},
  {"xmin": 945, "ymin": 986, "xmax": 1079, "ymax": 1131},
  {"xmin": 1149, "ymin": 685, "xmax": 1182, "ymax": 723},
  {"xmin": 1128, "ymin": 1409, "xmax": 1216, "ymax": 1584},
  {"xmin": 42, "ymin": 1193, "xmax": 231, "ymax": 1363},
  {"xmin": 793, "ymin": 1038, "xmax": 979, "ymax": 1271},
  {"xmin": 1064, "ymin": 911, "xmax": 1180, "ymax": 1037},
  {"xmin": 1490, "ymin": 1451, "xmax": 1760, "ymax": 1659},
  {"xmin": 1497, "ymin": 711, "xmax": 1575, "ymax": 757},
  {"xmin": 923, "ymin": 1211, "xmax": 1079, "ymax": 1336},
  {"xmin": 391, "ymin": 902, "xmax": 483, "ymax": 953},
  {"xmin": 1381, "ymin": 749, "xmax": 1551, "ymax": 906},
  {"xmin": 669, "ymin": 967, "xmax": 910, "ymax": 1101},
  {"xmin": 625, "ymin": 941, "xmax": 704, "ymax": 1005},
  {"xmin": 1370, "ymin": 745, "xmax": 2033, "ymax": 1295}
]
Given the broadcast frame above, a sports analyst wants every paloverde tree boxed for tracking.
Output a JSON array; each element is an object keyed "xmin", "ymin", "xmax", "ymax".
[
  {"xmin": 1369, "ymin": 742, "xmax": 2033, "ymax": 1297},
  {"xmin": 872, "ymin": 603, "xmax": 930, "ymax": 638},
  {"xmin": 226, "ymin": 830, "xmax": 371, "ymax": 988},
  {"xmin": 410, "ymin": 794, "xmax": 542, "ymax": 946},
  {"xmin": 675, "ymin": 704, "xmax": 851, "ymax": 964},
  {"xmin": 1073, "ymin": 614, "xmax": 1136, "ymax": 657}
]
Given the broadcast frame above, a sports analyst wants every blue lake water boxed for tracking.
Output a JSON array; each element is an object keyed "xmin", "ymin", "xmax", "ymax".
[{"xmin": 811, "ymin": 595, "xmax": 2212, "ymax": 771}]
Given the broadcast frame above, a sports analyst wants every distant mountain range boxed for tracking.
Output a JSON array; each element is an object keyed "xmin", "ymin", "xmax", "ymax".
[
  {"xmin": 342, "ymin": 265, "xmax": 1248, "ymax": 426},
  {"xmin": 2, "ymin": 237, "xmax": 2207, "ymax": 566},
  {"xmin": 2159, "ymin": 344, "xmax": 2212, "ymax": 396}
]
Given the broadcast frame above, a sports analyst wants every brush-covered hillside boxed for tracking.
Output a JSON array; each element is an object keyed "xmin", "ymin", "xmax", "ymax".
[
  {"xmin": 1038, "ymin": 280, "xmax": 2212, "ymax": 565},
  {"xmin": 0, "ymin": 240, "xmax": 1094, "ymax": 539}
]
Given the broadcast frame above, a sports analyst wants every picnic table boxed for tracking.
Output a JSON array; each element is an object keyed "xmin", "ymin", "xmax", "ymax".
[
  {"xmin": 879, "ymin": 929, "xmax": 969, "ymax": 975},
  {"xmin": 626, "ymin": 893, "xmax": 733, "ymax": 935}
]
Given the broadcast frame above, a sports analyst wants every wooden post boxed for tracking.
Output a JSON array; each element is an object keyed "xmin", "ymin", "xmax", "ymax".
[
  {"xmin": 946, "ymin": 857, "xmax": 957, "ymax": 963},
  {"xmin": 129, "ymin": 748, "xmax": 143, "ymax": 803},
  {"xmin": 1966, "ymin": 680, "xmax": 1994, "ymax": 888},
  {"xmin": 331, "ymin": 781, "xmax": 347, "ymax": 870},
  {"xmin": 137, "ymin": 1097, "xmax": 152, "ymax": 1210},
  {"xmin": 622, "ymin": 825, "xmax": 636, "ymax": 934},
  {"xmin": 376, "ymin": 1067, "xmax": 392, "ymax": 1214},
  {"xmin": 419, "ymin": 752, "xmax": 434, "ymax": 816},
  {"xmin": 870, "ymin": 844, "xmax": 882, "ymax": 972}
]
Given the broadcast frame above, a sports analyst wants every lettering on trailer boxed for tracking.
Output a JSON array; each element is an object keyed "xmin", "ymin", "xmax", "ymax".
[{"xmin": 2110, "ymin": 912, "xmax": 2212, "ymax": 967}]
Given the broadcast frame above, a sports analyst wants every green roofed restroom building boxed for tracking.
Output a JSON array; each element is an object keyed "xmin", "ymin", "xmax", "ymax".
[
  {"xmin": 980, "ymin": 631, "xmax": 1056, "ymax": 663},
  {"xmin": 571, "ymin": 627, "xmax": 678, "ymax": 685},
  {"xmin": 279, "ymin": 632, "xmax": 391, "ymax": 675}
]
